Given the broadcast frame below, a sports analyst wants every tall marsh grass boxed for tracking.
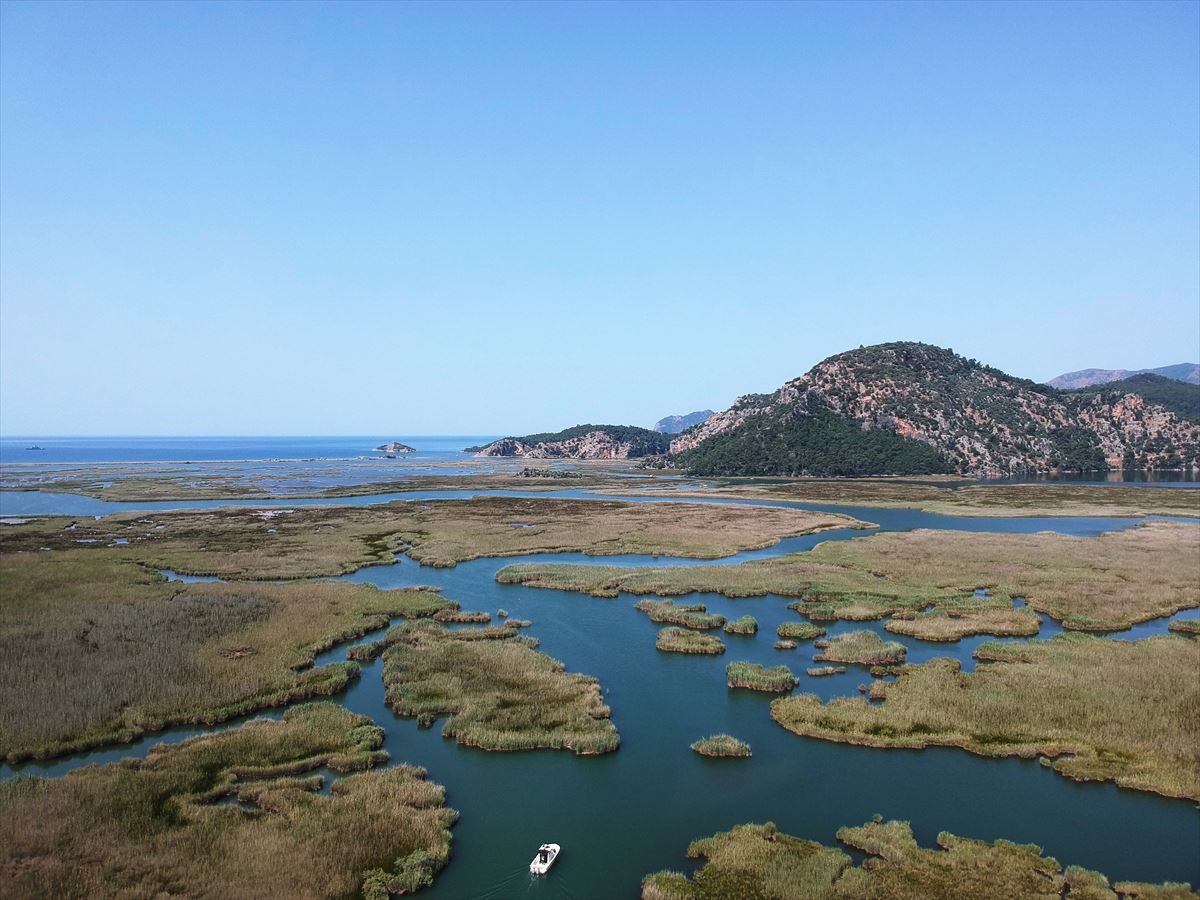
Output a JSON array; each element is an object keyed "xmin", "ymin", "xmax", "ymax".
[
  {"xmin": 641, "ymin": 818, "xmax": 1190, "ymax": 899},
  {"xmin": 499, "ymin": 522, "xmax": 1200, "ymax": 633},
  {"xmin": 0, "ymin": 703, "xmax": 456, "ymax": 899},
  {"xmin": 773, "ymin": 634, "xmax": 1200, "ymax": 800},
  {"xmin": 0, "ymin": 550, "xmax": 449, "ymax": 762},
  {"xmin": 381, "ymin": 622, "xmax": 620, "ymax": 755}
]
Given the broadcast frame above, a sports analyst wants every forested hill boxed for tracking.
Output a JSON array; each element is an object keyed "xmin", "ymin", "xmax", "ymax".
[
  {"xmin": 1064, "ymin": 374, "xmax": 1200, "ymax": 423},
  {"xmin": 468, "ymin": 425, "xmax": 670, "ymax": 459},
  {"xmin": 671, "ymin": 342, "xmax": 1200, "ymax": 477}
]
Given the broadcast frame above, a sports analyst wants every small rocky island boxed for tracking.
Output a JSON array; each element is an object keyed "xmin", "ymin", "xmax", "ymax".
[{"xmin": 374, "ymin": 441, "xmax": 416, "ymax": 453}]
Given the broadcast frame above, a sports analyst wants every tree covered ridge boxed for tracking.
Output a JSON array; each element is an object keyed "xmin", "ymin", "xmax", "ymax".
[
  {"xmin": 674, "ymin": 342, "xmax": 1200, "ymax": 477},
  {"xmin": 1064, "ymin": 374, "xmax": 1200, "ymax": 423}
]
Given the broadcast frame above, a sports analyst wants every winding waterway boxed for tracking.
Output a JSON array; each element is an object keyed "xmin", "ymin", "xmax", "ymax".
[{"xmin": 2, "ymin": 487, "xmax": 1198, "ymax": 897}]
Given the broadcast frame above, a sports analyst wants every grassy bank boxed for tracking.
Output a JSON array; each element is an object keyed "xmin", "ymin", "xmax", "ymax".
[
  {"xmin": 0, "ymin": 549, "xmax": 452, "ymax": 763},
  {"xmin": 635, "ymin": 599, "xmax": 726, "ymax": 630},
  {"xmin": 1168, "ymin": 618, "xmax": 1200, "ymax": 636},
  {"xmin": 690, "ymin": 734, "xmax": 751, "ymax": 757},
  {"xmin": 726, "ymin": 662, "xmax": 798, "ymax": 692},
  {"xmin": 772, "ymin": 634, "xmax": 1200, "ymax": 800},
  {"xmin": 0, "ymin": 703, "xmax": 456, "ymax": 899},
  {"xmin": 498, "ymin": 522, "xmax": 1199, "ymax": 633},
  {"xmin": 1, "ymin": 495, "xmax": 863, "ymax": 579},
  {"xmin": 640, "ymin": 819, "xmax": 1192, "ymax": 899},
  {"xmin": 381, "ymin": 621, "xmax": 619, "ymax": 754},
  {"xmin": 813, "ymin": 630, "xmax": 907, "ymax": 665},
  {"xmin": 657, "ymin": 627, "xmax": 725, "ymax": 655}
]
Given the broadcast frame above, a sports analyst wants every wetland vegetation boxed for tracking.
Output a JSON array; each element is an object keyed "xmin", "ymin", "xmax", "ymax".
[
  {"xmin": 618, "ymin": 477, "xmax": 1200, "ymax": 519},
  {"xmin": 777, "ymin": 622, "xmax": 826, "ymax": 641},
  {"xmin": 657, "ymin": 627, "xmax": 725, "ymax": 654},
  {"xmin": 641, "ymin": 819, "xmax": 1193, "ymax": 899},
  {"xmin": 723, "ymin": 615, "xmax": 758, "ymax": 635},
  {"xmin": 499, "ymin": 522, "xmax": 1200, "ymax": 633},
  {"xmin": 0, "ymin": 495, "xmax": 857, "ymax": 579},
  {"xmin": 3, "ymin": 465, "xmax": 1198, "ymax": 894},
  {"xmin": 772, "ymin": 634, "xmax": 1200, "ymax": 800},
  {"xmin": 807, "ymin": 665, "xmax": 848, "ymax": 677},
  {"xmin": 1169, "ymin": 618, "xmax": 1200, "ymax": 636},
  {"xmin": 690, "ymin": 734, "xmax": 751, "ymax": 758},
  {"xmin": 635, "ymin": 598, "xmax": 726, "ymax": 630},
  {"xmin": 0, "ymin": 703, "xmax": 456, "ymax": 899},
  {"xmin": 726, "ymin": 662, "xmax": 799, "ymax": 692},
  {"xmin": 0, "ymin": 549, "xmax": 451, "ymax": 763},
  {"xmin": 380, "ymin": 621, "xmax": 620, "ymax": 755},
  {"xmin": 812, "ymin": 630, "xmax": 907, "ymax": 665}
]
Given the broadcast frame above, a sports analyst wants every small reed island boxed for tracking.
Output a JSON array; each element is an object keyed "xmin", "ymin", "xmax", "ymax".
[
  {"xmin": 657, "ymin": 627, "xmax": 725, "ymax": 655},
  {"xmin": 723, "ymin": 615, "xmax": 758, "ymax": 635},
  {"xmin": 814, "ymin": 630, "xmax": 907, "ymax": 665},
  {"xmin": 726, "ymin": 662, "xmax": 798, "ymax": 692},
  {"xmin": 777, "ymin": 621, "xmax": 826, "ymax": 641},
  {"xmin": 691, "ymin": 734, "xmax": 751, "ymax": 758}
]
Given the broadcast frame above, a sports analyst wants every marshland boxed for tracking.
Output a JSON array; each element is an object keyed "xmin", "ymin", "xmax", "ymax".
[
  {"xmin": 641, "ymin": 819, "xmax": 1193, "ymax": 899},
  {"xmin": 1, "ymin": 462, "xmax": 1198, "ymax": 896}
]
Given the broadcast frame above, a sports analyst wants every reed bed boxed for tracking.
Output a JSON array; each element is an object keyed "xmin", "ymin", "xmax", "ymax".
[
  {"xmin": 618, "ymin": 477, "xmax": 1200, "ymax": 519},
  {"xmin": 773, "ymin": 634, "xmax": 1200, "ymax": 800},
  {"xmin": 0, "ymin": 496, "xmax": 858, "ymax": 581},
  {"xmin": 657, "ymin": 627, "xmax": 725, "ymax": 655},
  {"xmin": 690, "ymin": 734, "xmax": 751, "ymax": 757},
  {"xmin": 813, "ymin": 630, "xmax": 907, "ymax": 665},
  {"xmin": 381, "ymin": 622, "xmax": 619, "ymax": 755},
  {"xmin": 807, "ymin": 666, "xmax": 847, "ymax": 677},
  {"xmin": 432, "ymin": 608, "xmax": 491, "ymax": 623},
  {"xmin": 777, "ymin": 622, "xmax": 825, "ymax": 641},
  {"xmin": 775, "ymin": 640, "xmax": 797, "ymax": 650},
  {"xmin": 726, "ymin": 662, "xmax": 798, "ymax": 692},
  {"xmin": 723, "ymin": 615, "xmax": 758, "ymax": 635},
  {"xmin": 634, "ymin": 599, "xmax": 726, "ymax": 630},
  {"xmin": 1168, "ymin": 618, "xmax": 1200, "ymax": 636},
  {"xmin": 499, "ymin": 522, "xmax": 1199, "ymax": 633},
  {"xmin": 0, "ymin": 703, "xmax": 456, "ymax": 899},
  {"xmin": 0, "ymin": 549, "xmax": 451, "ymax": 763},
  {"xmin": 640, "ymin": 819, "xmax": 1191, "ymax": 899},
  {"xmin": 883, "ymin": 607, "xmax": 1040, "ymax": 642}
]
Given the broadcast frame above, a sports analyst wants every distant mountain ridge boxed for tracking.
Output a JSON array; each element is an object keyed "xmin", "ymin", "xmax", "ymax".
[
  {"xmin": 671, "ymin": 342, "xmax": 1200, "ymax": 477},
  {"xmin": 1048, "ymin": 363, "xmax": 1199, "ymax": 389},
  {"xmin": 467, "ymin": 425, "xmax": 669, "ymax": 459},
  {"xmin": 653, "ymin": 410, "xmax": 714, "ymax": 434}
]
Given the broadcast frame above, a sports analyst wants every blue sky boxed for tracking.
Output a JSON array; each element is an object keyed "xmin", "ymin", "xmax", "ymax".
[{"xmin": 2, "ymin": 0, "xmax": 1197, "ymax": 435}]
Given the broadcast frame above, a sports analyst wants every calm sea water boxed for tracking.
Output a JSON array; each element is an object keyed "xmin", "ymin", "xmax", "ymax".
[
  {"xmin": 0, "ymin": 435, "xmax": 497, "ymax": 464},
  {"xmin": 3, "ymin": 480, "xmax": 1197, "ymax": 895}
]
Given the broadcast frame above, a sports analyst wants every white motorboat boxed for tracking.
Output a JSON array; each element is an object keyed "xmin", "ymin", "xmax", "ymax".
[{"xmin": 529, "ymin": 843, "xmax": 560, "ymax": 875}]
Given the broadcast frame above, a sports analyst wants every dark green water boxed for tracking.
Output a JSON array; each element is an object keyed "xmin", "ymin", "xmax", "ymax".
[{"xmin": 3, "ymin": 497, "xmax": 1198, "ymax": 897}]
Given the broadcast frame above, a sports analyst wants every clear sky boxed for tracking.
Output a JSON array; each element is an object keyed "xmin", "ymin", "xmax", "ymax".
[{"xmin": 1, "ymin": 1, "xmax": 1197, "ymax": 436}]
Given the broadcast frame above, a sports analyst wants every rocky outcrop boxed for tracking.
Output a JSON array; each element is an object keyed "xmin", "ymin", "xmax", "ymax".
[
  {"xmin": 374, "ymin": 441, "xmax": 416, "ymax": 453},
  {"xmin": 653, "ymin": 410, "xmax": 715, "ymax": 434},
  {"xmin": 472, "ymin": 425, "xmax": 669, "ymax": 460},
  {"xmin": 673, "ymin": 343, "xmax": 1200, "ymax": 477}
]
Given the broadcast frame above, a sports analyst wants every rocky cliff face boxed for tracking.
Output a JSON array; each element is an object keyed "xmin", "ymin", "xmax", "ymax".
[{"xmin": 672, "ymin": 343, "xmax": 1200, "ymax": 477}]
